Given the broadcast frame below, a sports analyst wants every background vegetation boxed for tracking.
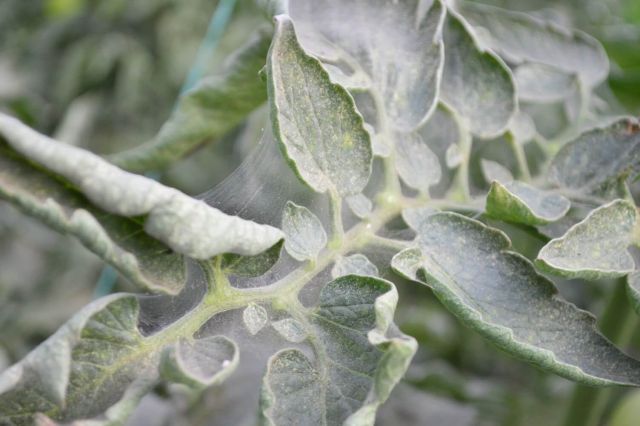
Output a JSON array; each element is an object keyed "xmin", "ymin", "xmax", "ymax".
[{"xmin": 1, "ymin": 0, "xmax": 640, "ymax": 424}]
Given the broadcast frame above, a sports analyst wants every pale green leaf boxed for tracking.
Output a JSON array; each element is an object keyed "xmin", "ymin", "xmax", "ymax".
[
  {"xmin": 514, "ymin": 63, "xmax": 577, "ymax": 103},
  {"xmin": 440, "ymin": 11, "xmax": 516, "ymax": 138},
  {"xmin": 0, "ymin": 294, "xmax": 240, "ymax": 424},
  {"xmin": 109, "ymin": 30, "xmax": 271, "ymax": 172},
  {"xmin": 393, "ymin": 212, "xmax": 640, "ymax": 385},
  {"xmin": 626, "ymin": 272, "xmax": 640, "ymax": 318},
  {"xmin": 395, "ymin": 131, "xmax": 442, "ymax": 192},
  {"xmin": 457, "ymin": 1, "xmax": 608, "ymax": 87},
  {"xmin": 266, "ymin": 15, "xmax": 372, "ymax": 196},
  {"xmin": 282, "ymin": 201, "xmax": 327, "ymax": 261},
  {"xmin": 345, "ymin": 193, "xmax": 372, "ymax": 219},
  {"xmin": 271, "ymin": 318, "xmax": 307, "ymax": 343},
  {"xmin": 536, "ymin": 200, "xmax": 638, "ymax": 280},
  {"xmin": 243, "ymin": 303, "xmax": 269, "ymax": 335},
  {"xmin": 0, "ymin": 113, "xmax": 283, "ymax": 261},
  {"xmin": 480, "ymin": 159, "xmax": 514, "ymax": 184},
  {"xmin": 549, "ymin": 117, "xmax": 640, "ymax": 196},
  {"xmin": 0, "ymin": 142, "xmax": 185, "ymax": 294},
  {"xmin": 260, "ymin": 275, "xmax": 417, "ymax": 425},
  {"xmin": 486, "ymin": 181, "xmax": 570, "ymax": 226},
  {"xmin": 508, "ymin": 111, "xmax": 537, "ymax": 143},
  {"xmin": 290, "ymin": 0, "xmax": 446, "ymax": 131},
  {"xmin": 160, "ymin": 336, "xmax": 238, "ymax": 389},
  {"xmin": 445, "ymin": 144, "xmax": 462, "ymax": 168},
  {"xmin": 331, "ymin": 254, "xmax": 379, "ymax": 279},
  {"xmin": 0, "ymin": 295, "xmax": 153, "ymax": 423}
]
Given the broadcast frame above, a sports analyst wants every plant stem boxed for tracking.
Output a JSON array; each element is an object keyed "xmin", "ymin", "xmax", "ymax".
[
  {"xmin": 506, "ymin": 132, "xmax": 531, "ymax": 182},
  {"xmin": 329, "ymin": 190, "xmax": 344, "ymax": 246},
  {"xmin": 451, "ymin": 122, "xmax": 472, "ymax": 202},
  {"xmin": 562, "ymin": 278, "xmax": 638, "ymax": 426}
]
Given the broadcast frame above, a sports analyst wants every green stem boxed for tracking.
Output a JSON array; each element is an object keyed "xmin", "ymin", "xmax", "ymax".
[
  {"xmin": 506, "ymin": 132, "xmax": 531, "ymax": 182},
  {"xmin": 329, "ymin": 190, "xmax": 344, "ymax": 247},
  {"xmin": 449, "ymin": 119, "xmax": 472, "ymax": 202},
  {"xmin": 562, "ymin": 278, "xmax": 638, "ymax": 426}
]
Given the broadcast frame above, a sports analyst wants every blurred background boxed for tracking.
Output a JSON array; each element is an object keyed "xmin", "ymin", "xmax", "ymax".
[{"xmin": 1, "ymin": 0, "xmax": 640, "ymax": 424}]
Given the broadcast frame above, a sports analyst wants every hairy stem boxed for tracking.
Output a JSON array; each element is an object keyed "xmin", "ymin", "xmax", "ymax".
[{"xmin": 562, "ymin": 278, "xmax": 638, "ymax": 426}]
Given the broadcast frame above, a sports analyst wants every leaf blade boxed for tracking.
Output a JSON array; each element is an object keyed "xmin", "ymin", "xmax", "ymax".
[
  {"xmin": 394, "ymin": 212, "xmax": 640, "ymax": 386},
  {"xmin": 536, "ymin": 200, "xmax": 638, "ymax": 280},
  {"xmin": 485, "ymin": 180, "xmax": 571, "ymax": 226},
  {"xmin": 266, "ymin": 15, "xmax": 372, "ymax": 196}
]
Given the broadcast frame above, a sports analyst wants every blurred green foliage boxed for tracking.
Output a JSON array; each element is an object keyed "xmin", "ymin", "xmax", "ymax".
[{"xmin": 1, "ymin": 0, "xmax": 640, "ymax": 425}]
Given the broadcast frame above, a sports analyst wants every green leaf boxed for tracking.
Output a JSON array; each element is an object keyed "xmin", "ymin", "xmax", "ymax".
[
  {"xmin": 393, "ymin": 212, "xmax": 640, "ymax": 386},
  {"xmin": 480, "ymin": 159, "xmax": 514, "ymax": 184},
  {"xmin": 243, "ymin": 303, "xmax": 269, "ymax": 336},
  {"xmin": 221, "ymin": 240, "xmax": 284, "ymax": 278},
  {"xmin": 109, "ymin": 29, "xmax": 272, "ymax": 172},
  {"xmin": 549, "ymin": 117, "xmax": 640, "ymax": 196},
  {"xmin": 456, "ymin": 1, "xmax": 609, "ymax": 87},
  {"xmin": 536, "ymin": 200, "xmax": 639, "ymax": 280},
  {"xmin": 486, "ymin": 180, "xmax": 570, "ymax": 226},
  {"xmin": 0, "ymin": 113, "xmax": 283, "ymax": 261},
  {"xmin": 281, "ymin": 201, "xmax": 327, "ymax": 262},
  {"xmin": 0, "ymin": 143, "xmax": 186, "ymax": 294},
  {"xmin": 266, "ymin": 15, "xmax": 372, "ymax": 196},
  {"xmin": 440, "ymin": 11, "xmax": 516, "ymax": 138},
  {"xmin": 260, "ymin": 275, "xmax": 417, "ymax": 425},
  {"xmin": 395, "ymin": 131, "xmax": 442, "ymax": 193},
  {"xmin": 331, "ymin": 254, "xmax": 379, "ymax": 279},
  {"xmin": 160, "ymin": 336, "xmax": 238, "ymax": 389},
  {"xmin": 0, "ymin": 294, "xmax": 240, "ymax": 424},
  {"xmin": 626, "ymin": 272, "xmax": 640, "ymax": 318},
  {"xmin": 271, "ymin": 318, "xmax": 307, "ymax": 343},
  {"xmin": 289, "ymin": 0, "xmax": 446, "ymax": 131},
  {"xmin": 514, "ymin": 63, "xmax": 577, "ymax": 103},
  {"xmin": 345, "ymin": 193, "xmax": 372, "ymax": 219}
]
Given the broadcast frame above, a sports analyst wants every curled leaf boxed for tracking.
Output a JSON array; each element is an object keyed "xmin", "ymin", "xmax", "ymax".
[{"xmin": 0, "ymin": 113, "xmax": 283, "ymax": 260}]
